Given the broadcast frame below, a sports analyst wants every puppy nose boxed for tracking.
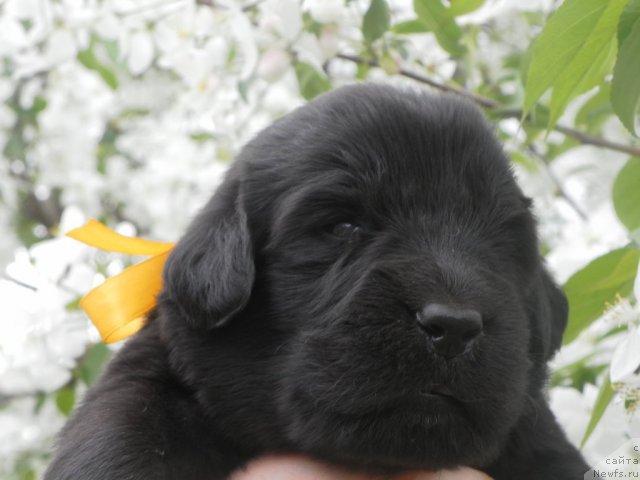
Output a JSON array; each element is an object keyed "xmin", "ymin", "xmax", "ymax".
[{"xmin": 416, "ymin": 303, "xmax": 483, "ymax": 359}]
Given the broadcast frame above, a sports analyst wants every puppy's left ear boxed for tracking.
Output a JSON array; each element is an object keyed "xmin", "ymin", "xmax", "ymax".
[
  {"xmin": 161, "ymin": 176, "xmax": 255, "ymax": 329},
  {"xmin": 529, "ymin": 266, "xmax": 569, "ymax": 362}
]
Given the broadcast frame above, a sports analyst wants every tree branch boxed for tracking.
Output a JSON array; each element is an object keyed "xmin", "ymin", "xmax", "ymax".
[
  {"xmin": 335, "ymin": 53, "xmax": 640, "ymax": 158},
  {"xmin": 525, "ymin": 145, "xmax": 588, "ymax": 221},
  {"xmin": 1, "ymin": 274, "xmax": 37, "ymax": 291},
  {"xmin": 553, "ymin": 125, "xmax": 640, "ymax": 157}
]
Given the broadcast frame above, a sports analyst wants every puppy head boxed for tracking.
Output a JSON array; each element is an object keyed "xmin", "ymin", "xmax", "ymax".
[{"xmin": 160, "ymin": 84, "xmax": 568, "ymax": 471}]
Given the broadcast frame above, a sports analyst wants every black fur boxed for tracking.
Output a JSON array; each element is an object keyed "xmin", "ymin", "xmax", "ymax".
[{"xmin": 45, "ymin": 84, "xmax": 589, "ymax": 480}]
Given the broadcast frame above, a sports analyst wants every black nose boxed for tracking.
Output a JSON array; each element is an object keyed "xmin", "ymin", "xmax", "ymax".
[{"xmin": 416, "ymin": 303, "xmax": 483, "ymax": 359}]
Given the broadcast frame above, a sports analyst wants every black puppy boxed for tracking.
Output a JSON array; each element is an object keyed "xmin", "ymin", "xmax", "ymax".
[{"xmin": 45, "ymin": 84, "xmax": 590, "ymax": 480}]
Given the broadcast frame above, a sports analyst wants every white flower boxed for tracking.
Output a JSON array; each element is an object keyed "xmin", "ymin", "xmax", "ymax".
[
  {"xmin": 192, "ymin": 4, "xmax": 217, "ymax": 37},
  {"xmin": 257, "ymin": 48, "xmax": 291, "ymax": 81},
  {"xmin": 0, "ymin": 207, "xmax": 93, "ymax": 395},
  {"xmin": 318, "ymin": 25, "xmax": 340, "ymax": 58},
  {"xmin": 3, "ymin": 0, "xmax": 43, "ymax": 21},
  {"xmin": 259, "ymin": 0, "xmax": 303, "ymax": 42},
  {"xmin": 44, "ymin": 29, "xmax": 78, "ymax": 64},
  {"xmin": 550, "ymin": 384, "xmax": 640, "ymax": 463},
  {"xmin": 0, "ymin": 397, "xmax": 65, "ymax": 476},
  {"xmin": 228, "ymin": 12, "xmax": 258, "ymax": 79},
  {"xmin": 0, "ymin": 279, "xmax": 88, "ymax": 394},
  {"xmin": 18, "ymin": 77, "xmax": 43, "ymax": 109},
  {"xmin": 304, "ymin": 0, "xmax": 347, "ymax": 24},
  {"xmin": 0, "ymin": 78, "xmax": 13, "ymax": 103},
  {"xmin": 293, "ymin": 32, "xmax": 325, "ymax": 71},
  {"xmin": 93, "ymin": 12, "xmax": 121, "ymax": 40},
  {"xmin": 127, "ymin": 30, "xmax": 155, "ymax": 75},
  {"xmin": 610, "ymin": 328, "xmax": 640, "ymax": 383},
  {"xmin": 30, "ymin": 235, "xmax": 90, "ymax": 282},
  {"xmin": 0, "ymin": 17, "xmax": 29, "ymax": 55}
]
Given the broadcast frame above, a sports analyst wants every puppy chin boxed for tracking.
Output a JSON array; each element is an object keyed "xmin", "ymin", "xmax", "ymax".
[{"xmin": 277, "ymin": 388, "xmax": 511, "ymax": 472}]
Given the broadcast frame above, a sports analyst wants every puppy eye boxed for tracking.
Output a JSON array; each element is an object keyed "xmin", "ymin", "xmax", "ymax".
[{"xmin": 331, "ymin": 222, "xmax": 362, "ymax": 239}]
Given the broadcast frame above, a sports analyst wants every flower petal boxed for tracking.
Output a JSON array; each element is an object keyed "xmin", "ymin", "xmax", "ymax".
[
  {"xmin": 610, "ymin": 328, "xmax": 640, "ymax": 383},
  {"xmin": 634, "ymin": 259, "xmax": 640, "ymax": 302},
  {"xmin": 127, "ymin": 30, "xmax": 154, "ymax": 75}
]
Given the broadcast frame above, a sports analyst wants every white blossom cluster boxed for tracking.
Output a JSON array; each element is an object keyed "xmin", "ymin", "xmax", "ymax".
[{"xmin": 0, "ymin": 0, "xmax": 639, "ymax": 477}]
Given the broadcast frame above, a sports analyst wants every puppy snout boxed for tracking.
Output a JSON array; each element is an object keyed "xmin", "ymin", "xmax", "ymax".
[{"xmin": 416, "ymin": 303, "xmax": 483, "ymax": 359}]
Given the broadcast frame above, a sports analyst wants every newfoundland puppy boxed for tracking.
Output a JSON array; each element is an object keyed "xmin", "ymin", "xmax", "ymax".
[{"xmin": 45, "ymin": 84, "xmax": 590, "ymax": 479}]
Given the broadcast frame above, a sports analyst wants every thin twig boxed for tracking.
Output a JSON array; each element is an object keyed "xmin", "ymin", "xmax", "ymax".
[
  {"xmin": 2, "ymin": 275, "xmax": 37, "ymax": 291},
  {"xmin": 335, "ymin": 53, "xmax": 640, "ymax": 158},
  {"xmin": 115, "ymin": 0, "xmax": 185, "ymax": 17},
  {"xmin": 526, "ymin": 145, "xmax": 589, "ymax": 221},
  {"xmin": 554, "ymin": 125, "xmax": 640, "ymax": 157},
  {"xmin": 336, "ymin": 53, "xmax": 498, "ymax": 109},
  {"xmin": 196, "ymin": 0, "xmax": 262, "ymax": 11}
]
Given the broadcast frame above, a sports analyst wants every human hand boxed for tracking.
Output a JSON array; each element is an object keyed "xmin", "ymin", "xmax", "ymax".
[{"xmin": 228, "ymin": 455, "xmax": 493, "ymax": 480}]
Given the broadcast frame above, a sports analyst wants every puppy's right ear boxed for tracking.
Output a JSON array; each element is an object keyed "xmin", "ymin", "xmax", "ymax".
[
  {"xmin": 527, "ymin": 266, "xmax": 569, "ymax": 362},
  {"xmin": 161, "ymin": 177, "xmax": 254, "ymax": 329}
]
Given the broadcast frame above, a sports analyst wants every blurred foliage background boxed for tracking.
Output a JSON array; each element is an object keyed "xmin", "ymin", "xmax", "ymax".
[{"xmin": 1, "ymin": 0, "xmax": 640, "ymax": 478}]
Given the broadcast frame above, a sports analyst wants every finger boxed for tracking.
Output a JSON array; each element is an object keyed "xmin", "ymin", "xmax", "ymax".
[
  {"xmin": 228, "ymin": 454, "xmax": 371, "ymax": 480},
  {"xmin": 394, "ymin": 468, "xmax": 492, "ymax": 480},
  {"xmin": 437, "ymin": 468, "xmax": 494, "ymax": 480}
]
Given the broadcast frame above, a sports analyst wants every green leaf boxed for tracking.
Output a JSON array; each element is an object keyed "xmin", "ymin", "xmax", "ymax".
[
  {"xmin": 581, "ymin": 374, "xmax": 615, "ymax": 447},
  {"xmin": 546, "ymin": 0, "xmax": 624, "ymax": 131},
  {"xmin": 356, "ymin": 63, "xmax": 370, "ymax": 80},
  {"xmin": 613, "ymin": 159, "xmax": 640, "ymax": 232},
  {"xmin": 78, "ymin": 342, "xmax": 111, "ymax": 386},
  {"xmin": 524, "ymin": 0, "xmax": 614, "ymax": 116},
  {"xmin": 611, "ymin": 14, "xmax": 640, "ymax": 136},
  {"xmin": 19, "ymin": 468, "xmax": 36, "ymax": 480},
  {"xmin": 391, "ymin": 19, "xmax": 429, "ymax": 34},
  {"xmin": 563, "ymin": 247, "xmax": 640, "ymax": 345},
  {"xmin": 103, "ymin": 39, "xmax": 119, "ymax": 62},
  {"xmin": 510, "ymin": 152, "xmax": 538, "ymax": 173},
  {"xmin": 65, "ymin": 296, "xmax": 82, "ymax": 311},
  {"xmin": 77, "ymin": 48, "xmax": 118, "ymax": 90},
  {"xmin": 448, "ymin": 0, "xmax": 484, "ymax": 17},
  {"xmin": 379, "ymin": 51, "xmax": 399, "ymax": 75},
  {"xmin": 413, "ymin": 0, "xmax": 466, "ymax": 56},
  {"xmin": 32, "ymin": 96, "xmax": 47, "ymax": 114},
  {"xmin": 190, "ymin": 132, "xmax": 217, "ymax": 143},
  {"xmin": 4, "ymin": 133, "xmax": 27, "ymax": 161},
  {"xmin": 575, "ymin": 83, "xmax": 613, "ymax": 132},
  {"xmin": 618, "ymin": 0, "xmax": 640, "ymax": 45},
  {"xmin": 55, "ymin": 384, "xmax": 76, "ymax": 416},
  {"xmin": 15, "ymin": 458, "xmax": 37, "ymax": 480},
  {"xmin": 33, "ymin": 392, "xmax": 47, "ymax": 414},
  {"xmin": 550, "ymin": 354, "xmax": 606, "ymax": 391},
  {"xmin": 548, "ymin": 37, "xmax": 617, "ymax": 131},
  {"xmin": 362, "ymin": 0, "xmax": 390, "ymax": 43},
  {"xmin": 294, "ymin": 62, "xmax": 332, "ymax": 101}
]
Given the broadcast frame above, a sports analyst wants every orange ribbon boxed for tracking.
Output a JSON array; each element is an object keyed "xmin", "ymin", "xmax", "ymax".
[{"xmin": 66, "ymin": 219, "xmax": 175, "ymax": 343}]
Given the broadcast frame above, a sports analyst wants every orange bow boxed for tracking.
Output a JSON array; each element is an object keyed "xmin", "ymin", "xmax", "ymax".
[{"xmin": 67, "ymin": 220, "xmax": 174, "ymax": 343}]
